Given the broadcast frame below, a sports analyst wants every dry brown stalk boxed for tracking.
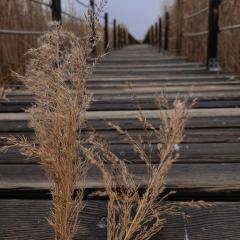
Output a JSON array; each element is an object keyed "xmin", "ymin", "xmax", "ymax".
[
  {"xmin": 82, "ymin": 98, "xmax": 213, "ymax": 240},
  {"xmin": 2, "ymin": 6, "xmax": 107, "ymax": 236}
]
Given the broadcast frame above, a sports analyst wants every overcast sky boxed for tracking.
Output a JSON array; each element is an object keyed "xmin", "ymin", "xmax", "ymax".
[{"xmin": 63, "ymin": 0, "xmax": 173, "ymax": 40}]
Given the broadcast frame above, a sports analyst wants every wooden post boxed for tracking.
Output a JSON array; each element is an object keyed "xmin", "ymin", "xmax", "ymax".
[
  {"xmin": 176, "ymin": 0, "xmax": 183, "ymax": 56},
  {"xmin": 51, "ymin": 0, "xmax": 62, "ymax": 22},
  {"xmin": 104, "ymin": 13, "xmax": 109, "ymax": 51},
  {"xmin": 148, "ymin": 28, "xmax": 151, "ymax": 45},
  {"xmin": 207, "ymin": 0, "xmax": 221, "ymax": 70},
  {"xmin": 155, "ymin": 22, "xmax": 158, "ymax": 47},
  {"xmin": 151, "ymin": 26, "xmax": 154, "ymax": 45},
  {"xmin": 164, "ymin": 12, "xmax": 169, "ymax": 51},
  {"xmin": 90, "ymin": 0, "xmax": 96, "ymax": 54},
  {"xmin": 118, "ymin": 25, "xmax": 121, "ymax": 49},
  {"xmin": 113, "ymin": 19, "xmax": 117, "ymax": 49},
  {"xmin": 158, "ymin": 18, "xmax": 162, "ymax": 51}
]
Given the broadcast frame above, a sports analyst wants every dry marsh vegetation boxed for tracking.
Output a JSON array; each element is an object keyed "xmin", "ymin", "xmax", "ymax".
[
  {"xmin": 2, "ymin": 1, "xmax": 106, "ymax": 234},
  {"xmin": 0, "ymin": 0, "xmax": 111, "ymax": 87},
  {"xmin": 168, "ymin": 0, "xmax": 240, "ymax": 73},
  {"xmin": 2, "ymin": 2, "xmax": 212, "ymax": 240},
  {"xmin": 5, "ymin": 25, "xmax": 93, "ymax": 239},
  {"xmin": 218, "ymin": 0, "xmax": 240, "ymax": 73},
  {"xmin": 84, "ymin": 99, "xmax": 211, "ymax": 240}
]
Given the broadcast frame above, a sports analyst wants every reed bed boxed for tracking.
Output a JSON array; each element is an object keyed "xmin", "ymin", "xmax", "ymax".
[
  {"xmin": 168, "ymin": 0, "xmax": 240, "ymax": 73},
  {"xmin": 181, "ymin": 0, "xmax": 208, "ymax": 63},
  {"xmin": 218, "ymin": 0, "xmax": 240, "ymax": 73},
  {"xmin": 0, "ymin": 0, "xmax": 111, "ymax": 84},
  {"xmin": 0, "ymin": 0, "xmax": 50, "ymax": 81}
]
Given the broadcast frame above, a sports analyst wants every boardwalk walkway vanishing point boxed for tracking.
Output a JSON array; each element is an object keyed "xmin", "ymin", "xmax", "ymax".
[{"xmin": 1, "ymin": 44, "xmax": 240, "ymax": 239}]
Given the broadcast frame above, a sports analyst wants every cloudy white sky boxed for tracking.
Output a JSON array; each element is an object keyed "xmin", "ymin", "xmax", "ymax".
[{"xmin": 63, "ymin": 0, "xmax": 173, "ymax": 40}]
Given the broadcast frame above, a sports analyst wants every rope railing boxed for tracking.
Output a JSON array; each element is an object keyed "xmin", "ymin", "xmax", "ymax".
[
  {"xmin": 62, "ymin": 11, "xmax": 83, "ymax": 22},
  {"xmin": 29, "ymin": 0, "xmax": 51, "ymax": 8},
  {"xmin": 183, "ymin": 31, "xmax": 208, "ymax": 37},
  {"xmin": 219, "ymin": 23, "xmax": 240, "ymax": 32},
  {"xmin": 0, "ymin": 0, "xmax": 127, "ymax": 53},
  {"xmin": 145, "ymin": 0, "xmax": 240, "ymax": 71},
  {"xmin": 75, "ymin": 0, "xmax": 89, "ymax": 8},
  {"xmin": 184, "ymin": 7, "xmax": 208, "ymax": 20},
  {"xmin": 0, "ymin": 29, "xmax": 47, "ymax": 35}
]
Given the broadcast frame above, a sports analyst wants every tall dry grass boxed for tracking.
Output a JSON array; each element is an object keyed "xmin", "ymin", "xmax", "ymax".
[
  {"xmin": 168, "ymin": 0, "xmax": 240, "ymax": 73},
  {"xmin": 1, "ymin": 0, "xmax": 108, "ymax": 232},
  {"xmin": 218, "ymin": 0, "xmax": 240, "ymax": 73},
  {"xmin": 0, "ymin": 0, "xmax": 112, "ymax": 86},
  {"xmin": 83, "ymin": 98, "xmax": 212, "ymax": 240},
  {"xmin": 1, "ymin": 2, "xmax": 212, "ymax": 239},
  {"xmin": 0, "ymin": 0, "xmax": 50, "ymax": 81},
  {"xmin": 4, "ymin": 24, "xmax": 93, "ymax": 239},
  {"xmin": 181, "ymin": 0, "xmax": 209, "ymax": 63}
]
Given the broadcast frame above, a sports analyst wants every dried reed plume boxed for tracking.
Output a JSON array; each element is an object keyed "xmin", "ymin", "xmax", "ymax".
[
  {"xmin": 2, "ymin": 11, "xmax": 105, "ymax": 238},
  {"xmin": 83, "ymin": 98, "xmax": 212, "ymax": 240}
]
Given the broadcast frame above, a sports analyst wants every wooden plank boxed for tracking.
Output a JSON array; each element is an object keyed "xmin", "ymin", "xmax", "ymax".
[
  {"xmin": 1, "ymin": 127, "xmax": 239, "ymax": 144},
  {"xmin": 1, "ymin": 143, "xmax": 240, "ymax": 164},
  {"xmin": 0, "ymin": 200, "xmax": 240, "ymax": 239},
  {"xmin": 0, "ymin": 164, "xmax": 240, "ymax": 195},
  {"xmin": 1, "ymin": 99, "xmax": 240, "ymax": 112},
  {"xmin": 0, "ymin": 108, "xmax": 239, "ymax": 121},
  {"xmin": 0, "ymin": 116, "xmax": 239, "ymax": 132},
  {"xmin": 0, "ymin": 108, "xmax": 239, "ymax": 132}
]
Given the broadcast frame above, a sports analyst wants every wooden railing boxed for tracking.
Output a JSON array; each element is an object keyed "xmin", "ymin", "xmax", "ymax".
[
  {"xmin": 0, "ymin": 0, "xmax": 129, "ymax": 52},
  {"xmin": 144, "ymin": 0, "xmax": 240, "ymax": 70}
]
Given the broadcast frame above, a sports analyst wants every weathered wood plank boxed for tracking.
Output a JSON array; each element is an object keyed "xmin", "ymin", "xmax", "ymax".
[
  {"xmin": 1, "ymin": 143, "xmax": 240, "ymax": 164},
  {"xmin": 0, "ymin": 164, "xmax": 240, "ymax": 195},
  {"xmin": 1, "ymin": 99, "xmax": 240, "ymax": 112},
  {"xmin": 0, "ymin": 200, "xmax": 240, "ymax": 240},
  {"xmin": 1, "ymin": 128, "xmax": 239, "ymax": 144}
]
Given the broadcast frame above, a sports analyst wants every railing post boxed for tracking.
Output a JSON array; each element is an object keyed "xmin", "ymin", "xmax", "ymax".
[
  {"xmin": 118, "ymin": 25, "xmax": 121, "ymax": 49},
  {"xmin": 113, "ymin": 19, "xmax": 117, "ymax": 49},
  {"xmin": 104, "ymin": 13, "xmax": 109, "ymax": 51},
  {"xmin": 164, "ymin": 12, "xmax": 169, "ymax": 51},
  {"xmin": 51, "ymin": 0, "xmax": 62, "ymax": 22},
  {"xmin": 90, "ymin": 0, "xmax": 96, "ymax": 54},
  {"xmin": 151, "ymin": 25, "xmax": 154, "ymax": 45},
  {"xmin": 148, "ymin": 28, "xmax": 152, "ymax": 45},
  {"xmin": 155, "ymin": 22, "xmax": 158, "ymax": 47},
  {"xmin": 207, "ymin": 0, "xmax": 221, "ymax": 70},
  {"xmin": 176, "ymin": 0, "xmax": 183, "ymax": 56},
  {"xmin": 158, "ymin": 18, "xmax": 162, "ymax": 51}
]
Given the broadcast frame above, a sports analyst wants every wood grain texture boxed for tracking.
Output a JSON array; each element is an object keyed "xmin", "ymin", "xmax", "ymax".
[
  {"xmin": 1, "ymin": 143, "xmax": 240, "ymax": 164},
  {"xmin": 0, "ymin": 164, "xmax": 240, "ymax": 194},
  {"xmin": 0, "ymin": 200, "xmax": 240, "ymax": 240}
]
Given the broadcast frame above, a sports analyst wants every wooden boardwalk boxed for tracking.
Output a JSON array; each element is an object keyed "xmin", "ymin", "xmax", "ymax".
[{"xmin": 1, "ymin": 44, "xmax": 240, "ymax": 239}]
